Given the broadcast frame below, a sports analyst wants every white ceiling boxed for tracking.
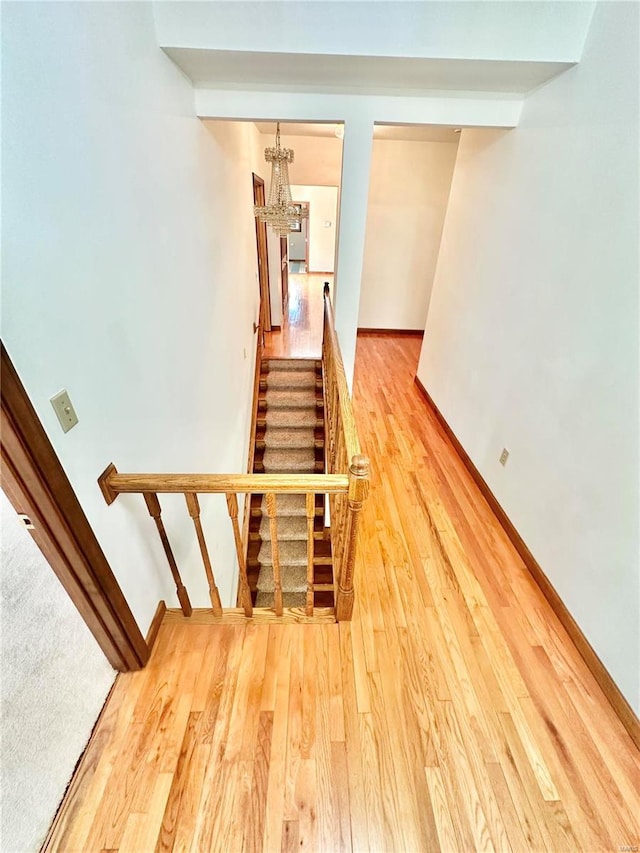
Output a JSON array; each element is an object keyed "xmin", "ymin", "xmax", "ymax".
[
  {"xmin": 164, "ymin": 48, "xmax": 572, "ymax": 97},
  {"xmin": 255, "ymin": 122, "xmax": 461, "ymax": 144}
]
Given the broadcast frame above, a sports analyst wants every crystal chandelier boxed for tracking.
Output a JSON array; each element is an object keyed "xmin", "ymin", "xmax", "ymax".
[{"xmin": 254, "ymin": 123, "xmax": 308, "ymax": 236}]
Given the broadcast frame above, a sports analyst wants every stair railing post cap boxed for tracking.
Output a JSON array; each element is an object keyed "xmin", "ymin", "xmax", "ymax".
[{"xmin": 350, "ymin": 455, "xmax": 370, "ymax": 477}]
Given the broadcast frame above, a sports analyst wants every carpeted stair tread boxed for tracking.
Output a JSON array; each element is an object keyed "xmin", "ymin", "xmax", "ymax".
[
  {"xmin": 259, "ymin": 515, "xmax": 307, "ymax": 541},
  {"xmin": 256, "ymin": 564, "xmax": 307, "ymax": 593},
  {"xmin": 260, "ymin": 494, "xmax": 307, "ymax": 516},
  {"xmin": 266, "ymin": 359, "xmax": 317, "ymax": 372},
  {"xmin": 255, "ymin": 591, "xmax": 307, "ymax": 608},
  {"xmin": 264, "ymin": 409, "xmax": 321, "ymax": 428},
  {"xmin": 263, "ymin": 427, "xmax": 315, "ymax": 449},
  {"xmin": 258, "ymin": 539, "xmax": 308, "ymax": 567},
  {"xmin": 266, "ymin": 370, "xmax": 316, "ymax": 389},
  {"xmin": 264, "ymin": 389, "xmax": 317, "ymax": 409},
  {"xmin": 263, "ymin": 448, "xmax": 316, "ymax": 473}
]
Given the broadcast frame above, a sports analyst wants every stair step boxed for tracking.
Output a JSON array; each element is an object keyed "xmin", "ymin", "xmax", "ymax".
[
  {"xmin": 256, "ymin": 494, "xmax": 319, "ymax": 517},
  {"xmin": 261, "ymin": 410, "xmax": 323, "ymax": 428},
  {"xmin": 262, "ymin": 427, "xmax": 315, "ymax": 450},
  {"xmin": 258, "ymin": 539, "xmax": 308, "ymax": 567},
  {"xmin": 262, "ymin": 448, "xmax": 316, "ymax": 473},
  {"xmin": 257, "ymin": 540, "xmax": 332, "ymax": 568},
  {"xmin": 257, "ymin": 563, "xmax": 307, "ymax": 593},
  {"xmin": 259, "ymin": 515, "xmax": 308, "ymax": 541},
  {"xmin": 262, "ymin": 389, "xmax": 318, "ymax": 409},
  {"xmin": 265, "ymin": 358, "xmax": 320, "ymax": 372},
  {"xmin": 263, "ymin": 370, "xmax": 317, "ymax": 389},
  {"xmin": 255, "ymin": 591, "xmax": 307, "ymax": 608}
]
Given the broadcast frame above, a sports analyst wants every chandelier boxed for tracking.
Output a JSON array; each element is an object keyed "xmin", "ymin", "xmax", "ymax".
[{"xmin": 254, "ymin": 123, "xmax": 308, "ymax": 236}]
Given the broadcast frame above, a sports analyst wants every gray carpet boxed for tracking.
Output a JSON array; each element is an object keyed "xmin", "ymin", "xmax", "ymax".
[{"xmin": 257, "ymin": 359, "xmax": 318, "ymax": 607}]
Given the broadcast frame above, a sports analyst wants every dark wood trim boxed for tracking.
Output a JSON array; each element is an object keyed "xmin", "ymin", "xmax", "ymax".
[
  {"xmin": 414, "ymin": 374, "xmax": 640, "ymax": 750},
  {"xmin": 145, "ymin": 600, "xmax": 166, "ymax": 653},
  {"xmin": 280, "ymin": 236, "xmax": 289, "ymax": 312},
  {"xmin": 270, "ymin": 325, "xmax": 281, "ymax": 331},
  {"xmin": 252, "ymin": 173, "xmax": 272, "ymax": 332},
  {"xmin": 358, "ymin": 328, "xmax": 424, "ymax": 337},
  {"xmin": 1, "ymin": 342, "xmax": 148, "ymax": 672}
]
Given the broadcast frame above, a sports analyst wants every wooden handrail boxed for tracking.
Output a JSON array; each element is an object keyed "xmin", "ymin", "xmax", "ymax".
[
  {"xmin": 323, "ymin": 284, "xmax": 361, "ymax": 462},
  {"xmin": 98, "ymin": 462, "xmax": 351, "ymax": 621},
  {"xmin": 322, "ymin": 283, "xmax": 371, "ymax": 621},
  {"xmin": 98, "ymin": 465, "xmax": 349, "ymax": 504}
]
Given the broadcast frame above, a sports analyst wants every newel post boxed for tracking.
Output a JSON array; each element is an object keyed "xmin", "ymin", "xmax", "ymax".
[{"xmin": 335, "ymin": 454, "xmax": 370, "ymax": 621}]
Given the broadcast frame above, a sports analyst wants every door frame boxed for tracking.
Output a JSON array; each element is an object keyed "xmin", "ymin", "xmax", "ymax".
[
  {"xmin": 1, "ymin": 343, "xmax": 149, "ymax": 672},
  {"xmin": 288, "ymin": 200, "xmax": 310, "ymax": 268},
  {"xmin": 280, "ymin": 236, "xmax": 289, "ymax": 312},
  {"xmin": 252, "ymin": 173, "xmax": 272, "ymax": 332}
]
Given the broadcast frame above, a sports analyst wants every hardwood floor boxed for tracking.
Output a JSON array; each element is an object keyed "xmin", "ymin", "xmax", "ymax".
[
  {"xmin": 263, "ymin": 273, "xmax": 327, "ymax": 360},
  {"xmin": 46, "ymin": 289, "xmax": 640, "ymax": 851}
]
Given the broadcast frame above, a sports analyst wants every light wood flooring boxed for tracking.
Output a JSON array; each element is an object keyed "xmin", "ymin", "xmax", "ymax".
[
  {"xmin": 264, "ymin": 273, "xmax": 329, "ymax": 360},
  {"xmin": 46, "ymin": 278, "xmax": 640, "ymax": 851}
]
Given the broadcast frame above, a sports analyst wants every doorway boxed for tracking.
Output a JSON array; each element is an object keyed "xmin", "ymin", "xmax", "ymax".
[
  {"xmin": 0, "ymin": 342, "xmax": 148, "ymax": 672},
  {"xmin": 252, "ymin": 173, "xmax": 272, "ymax": 332},
  {"xmin": 288, "ymin": 201, "xmax": 309, "ymax": 272}
]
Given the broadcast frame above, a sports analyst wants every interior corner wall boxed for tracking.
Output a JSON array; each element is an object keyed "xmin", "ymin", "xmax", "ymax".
[
  {"xmin": 290, "ymin": 185, "xmax": 339, "ymax": 272},
  {"xmin": 0, "ymin": 491, "xmax": 116, "ymax": 853},
  {"xmin": 1, "ymin": 3, "xmax": 261, "ymax": 634},
  {"xmin": 417, "ymin": 2, "xmax": 640, "ymax": 711},
  {"xmin": 358, "ymin": 139, "xmax": 458, "ymax": 330}
]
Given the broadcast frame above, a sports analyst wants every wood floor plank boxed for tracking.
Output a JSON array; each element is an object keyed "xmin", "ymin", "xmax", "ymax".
[{"xmin": 46, "ymin": 301, "xmax": 640, "ymax": 852}]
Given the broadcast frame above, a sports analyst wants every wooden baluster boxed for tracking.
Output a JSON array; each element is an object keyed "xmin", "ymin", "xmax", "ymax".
[
  {"xmin": 335, "ymin": 455, "xmax": 370, "ymax": 621},
  {"xmin": 185, "ymin": 492, "xmax": 223, "ymax": 616},
  {"xmin": 143, "ymin": 492, "xmax": 192, "ymax": 617},
  {"xmin": 265, "ymin": 493, "xmax": 283, "ymax": 616},
  {"xmin": 306, "ymin": 493, "xmax": 315, "ymax": 616},
  {"xmin": 226, "ymin": 492, "xmax": 253, "ymax": 617}
]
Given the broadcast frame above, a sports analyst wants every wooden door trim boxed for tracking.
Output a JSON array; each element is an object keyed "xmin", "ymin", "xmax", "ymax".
[
  {"xmin": 1, "ymin": 343, "xmax": 148, "ymax": 672},
  {"xmin": 280, "ymin": 236, "xmax": 289, "ymax": 312},
  {"xmin": 252, "ymin": 173, "xmax": 272, "ymax": 332}
]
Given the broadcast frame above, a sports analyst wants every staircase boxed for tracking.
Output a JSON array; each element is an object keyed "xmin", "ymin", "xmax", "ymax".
[
  {"xmin": 98, "ymin": 285, "xmax": 369, "ymax": 624},
  {"xmin": 248, "ymin": 358, "xmax": 334, "ymax": 608}
]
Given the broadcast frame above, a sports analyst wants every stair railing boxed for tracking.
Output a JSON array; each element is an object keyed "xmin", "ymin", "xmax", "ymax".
[
  {"xmin": 97, "ymin": 286, "xmax": 369, "ymax": 622},
  {"xmin": 98, "ymin": 467, "xmax": 349, "ymax": 618},
  {"xmin": 322, "ymin": 283, "xmax": 371, "ymax": 620}
]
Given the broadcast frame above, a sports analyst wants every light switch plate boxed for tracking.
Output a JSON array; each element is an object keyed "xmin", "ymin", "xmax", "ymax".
[{"xmin": 50, "ymin": 389, "xmax": 79, "ymax": 433}]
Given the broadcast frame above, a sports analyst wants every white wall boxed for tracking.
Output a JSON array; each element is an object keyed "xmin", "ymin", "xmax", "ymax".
[
  {"xmin": 359, "ymin": 139, "xmax": 458, "ymax": 330},
  {"xmin": 1, "ymin": 491, "xmax": 116, "ymax": 852},
  {"xmin": 418, "ymin": 2, "xmax": 639, "ymax": 711},
  {"xmin": 155, "ymin": 2, "xmax": 595, "ymax": 64},
  {"xmin": 1, "ymin": 3, "xmax": 261, "ymax": 633},
  {"xmin": 291, "ymin": 185, "xmax": 339, "ymax": 272}
]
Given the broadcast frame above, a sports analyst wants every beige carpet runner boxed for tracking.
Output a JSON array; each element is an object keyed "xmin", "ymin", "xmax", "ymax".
[{"xmin": 256, "ymin": 358, "xmax": 318, "ymax": 607}]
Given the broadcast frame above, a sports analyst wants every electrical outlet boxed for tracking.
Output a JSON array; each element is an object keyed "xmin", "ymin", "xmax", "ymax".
[
  {"xmin": 50, "ymin": 389, "xmax": 79, "ymax": 433},
  {"xmin": 499, "ymin": 448, "xmax": 509, "ymax": 466}
]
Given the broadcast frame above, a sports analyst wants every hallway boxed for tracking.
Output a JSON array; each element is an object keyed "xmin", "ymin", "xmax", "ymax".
[
  {"xmin": 45, "ymin": 286, "xmax": 640, "ymax": 851},
  {"xmin": 264, "ymin": 273, "xmax": 328, "ymax": 360}
]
